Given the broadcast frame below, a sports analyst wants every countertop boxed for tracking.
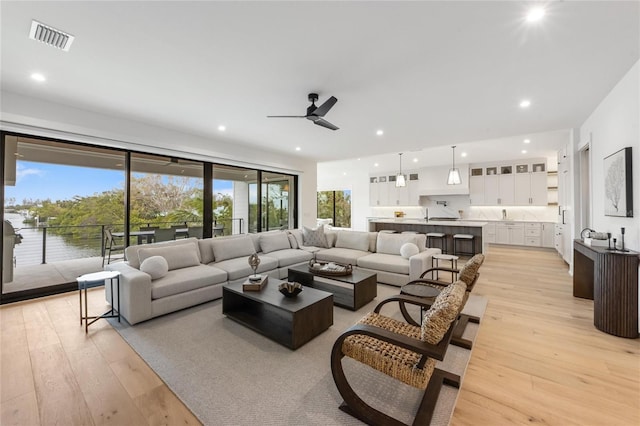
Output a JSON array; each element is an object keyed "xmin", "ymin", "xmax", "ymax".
[{"xmin": 369, "ymin": 218, "xmax": 488, "ymax": 227}]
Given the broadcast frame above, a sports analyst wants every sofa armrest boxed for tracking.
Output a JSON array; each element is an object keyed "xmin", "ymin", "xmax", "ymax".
[
  {"xmin": 408, "ymin": 248, "xmax": 442, "ymax": 281},
  {"xmin": 105, "ymin": 263, "xmax": 153, "ymax": 325}
]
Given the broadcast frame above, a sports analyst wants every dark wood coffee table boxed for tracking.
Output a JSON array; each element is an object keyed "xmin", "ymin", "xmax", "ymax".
[
  {"xmin": 287, "ymin": 264, "xmax": 377, "ymax": 311},
  {"xmin": 222, "ymin": 279, "xmax": 333, "ymax": 349}
]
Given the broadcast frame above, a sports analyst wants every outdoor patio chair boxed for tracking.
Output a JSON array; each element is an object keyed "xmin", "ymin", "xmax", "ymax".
[
  {"xmin": 331, "ymin": 281, "xmax": 467, "ymax": 425},
  {"xmin": 154, "ymin": 228, "xmax": 176, "ymax": 242},
  {"xmin": 400, "ymin": 254, "xmax": 485, "ymax": 349},
  {"xmin": 102, "ymin": 228, "xmax": 125, "ymax": 267},
  {"xmin": 213, "ymin": 225, "xmax": 225, "ymax": 237},
  {"xmin": 187, "ymin": 226, "xmax": 203, "ymax": 239}
]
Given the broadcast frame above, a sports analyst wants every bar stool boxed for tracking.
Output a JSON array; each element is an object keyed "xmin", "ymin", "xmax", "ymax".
[
  {"xmin": 453, "ymin": 234, "xmax": 475, "ymax": 256},
  {"xmin": 431, "ymin": 253, "xmax": 459, "ymax": 282},
  {"xmin": 426, "ymin": 232, "xmax": 447, "ymax": 254}
]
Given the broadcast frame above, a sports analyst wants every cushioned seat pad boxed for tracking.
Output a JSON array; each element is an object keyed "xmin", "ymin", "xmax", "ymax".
[
  {"xmin": 213, "ymin": 255, "xmax": 279, "ymax": 280},
  {"xmin": 261, "ymin": 249, "xmax": 313, "ymax": 267},
  {"xmin": 315, "ymin": 247, "xmax": 370, "ymax": 265},
  {"xmin": 357, "ymin": 253, "xmax": 409, "ymax": 275},
  {"xmin": 342, "ymin": 312, "xmax": 435, "ymax": 389},
  {"xmin": 151, "ymin": 264, "xmax": 227, "ymax": 300}
]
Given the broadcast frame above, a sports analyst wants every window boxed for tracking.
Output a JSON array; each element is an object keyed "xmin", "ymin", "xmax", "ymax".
[{"xmin": 317, "ymin": 190, "xmax": 351, "ymax": 228}]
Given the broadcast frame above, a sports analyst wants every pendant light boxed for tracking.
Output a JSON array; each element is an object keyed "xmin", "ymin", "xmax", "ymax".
[
  {"xmin": 447, "ymin": 146, "xmax": 462, "ymax": 185},
  {"xmin": 395, "ymin": 153, "xmax": 406, "ymax": 187}
]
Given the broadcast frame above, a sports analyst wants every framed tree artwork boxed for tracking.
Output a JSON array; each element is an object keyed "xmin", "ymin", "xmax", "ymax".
[{"xmin": 604, "ymin": 147, "xmax": 633, "ymax": 217}]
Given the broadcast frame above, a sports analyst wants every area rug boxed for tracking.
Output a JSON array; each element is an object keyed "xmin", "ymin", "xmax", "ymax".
[{"xmin": 109, "ymin": 284, "xmax": 487, "ymax": 425}]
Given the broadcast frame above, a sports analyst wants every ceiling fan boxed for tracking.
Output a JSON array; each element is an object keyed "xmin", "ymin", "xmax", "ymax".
[{"xmin": 267, "ymin": 93, "xmax": 339, "ymax": 130}]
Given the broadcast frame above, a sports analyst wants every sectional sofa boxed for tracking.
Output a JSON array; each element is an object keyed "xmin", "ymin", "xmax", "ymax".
[{"xmin": 105, "ymin": 228, "xmax": 440, "ymax": 325}]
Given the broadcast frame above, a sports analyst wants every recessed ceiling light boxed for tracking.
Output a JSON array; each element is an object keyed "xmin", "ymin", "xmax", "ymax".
[
  {"xmin": 343, "ymin": 172, "xmax": 347, "ymax": 176},
  {"xmin": 413, "ymin": 158, "xmax": 418, "ymax": 163},
  {"xmin": 520, "ymin": 99, "xmax": 531, "ymax": 108},
  {"xmin": 526, "ymin": 7, "xmax": 545, "ymax": 22},
  {"xmin": 374, "ymin": 163, "xmax": 379, "ymax": 167},
  {"xmin": 522, "ymin": 150, "xmax": 528, "ymax": 154},
  {"xmin": 217, "ymin": 125, "xmax": 226, "ymax": 131},
  {"xmin": 357, "ymin": 158, "xmax": 361, "ymax": 161},
  {"xmin": 295, "ymin": 147, "xmax": 301, "ymax": 151},
  {"xmin": 524, "ymin": 139, "xmax": 531, "ymax": 144},
  {"xmin": 376, "ymin": 130, "xmax": 384, "ymax": 136},
  {"xmin": 461, "ymin": 152, "xmax": 468, "ymax": 157},
  {"xmin": 31, "ymin": 72, "xmax": 46, "ymax": 82}
]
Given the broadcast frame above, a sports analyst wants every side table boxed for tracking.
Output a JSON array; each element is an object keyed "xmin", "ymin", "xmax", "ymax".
[
  {"xmin": 432, "ymin": 254, "xmax": 459, "ymax": 283},
  {"xmin": 77, "ymin": 270, "xmax": 121, "ymax": 333}
]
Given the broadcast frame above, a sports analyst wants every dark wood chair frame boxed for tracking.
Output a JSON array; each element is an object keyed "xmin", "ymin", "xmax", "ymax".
[
  {"xmin": 331, "ymin": 294, "xmax": 461, "ymax": 426},
  {"xmin": 401, "ymin": 267, "xmax": 480, "ymax": 350},
  {"xmin": 102, "ymin": 228, "xmax": 125, "ymax": 267}
]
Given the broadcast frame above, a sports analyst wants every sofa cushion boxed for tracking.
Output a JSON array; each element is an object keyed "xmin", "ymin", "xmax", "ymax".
[
  {"xmin": 126, "ymin": 237, "xmax": 199, "ymax": 269},
  {"xmin": 260, "ymin": 231, "xmax": 292, "ymax": 254},
  {"xmin": 335, "ymin": 231, "xmax": 370, "ymax": 252},
  {"xmin": 376, "ymin": 232, "xmax": 419, "ymax": 256},
  {"xmin": 151, "ymin": 264, "xmax": 228, "ymax": 300},
  {"xmin": 140, "ymin": 256, "xmax": 169, "ymax": 280},
  {"xmin": 400, "ymin": 243, "xmax": 420, "ymax": 259},
  {"xmin": 213, "ymin": 255, "xmax": 279, "ymax": 281},
  {"xmin": 368, "ymin": 232, "xmax": 378, "ymax": 253},
  {"xmin": 288, "ymin": 229, "xmax": 304, "ymax": 248},
  {"xmin": 262, "ymin": 248, "xmax": 313, "ymax": 268},
  {"xmin": 138, "ymin": 241, "xmax": 201, "ymax": 271},
  {"xmin": 357, "ymin": 253, "xmax": 410, "ymax": 275},
  {"xmin": 315, "ymin": 247, "xmax": 370, "ymax": 265},
  {"xmin": 303, "ymin": 226, "xmax": 329, "ymax": 248},
  {"xmin": 211, "ymin": 235, "xmax": 255, "ymax": 262},
  {"xmin": 198, "ymin": 238, "xmax": 216, "ymax": 264},
  {"xmin": 287, "ymin": 234, "xmax": 298, "ymax": 249}
]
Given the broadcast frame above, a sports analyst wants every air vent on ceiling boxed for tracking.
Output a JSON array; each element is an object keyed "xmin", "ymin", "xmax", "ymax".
[{"xmin": 29, "ymin": 20, "xmax": 74, "ymax": 52}]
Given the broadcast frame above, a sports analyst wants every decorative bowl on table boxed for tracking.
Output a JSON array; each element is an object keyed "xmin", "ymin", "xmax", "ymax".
[
  {"xmin": 308, "ymin": 259, "xmax": 353, "ymax": 276},
  {"xmin": 278, "ymin": 282, "xmax": 303, "ymax": 298}
]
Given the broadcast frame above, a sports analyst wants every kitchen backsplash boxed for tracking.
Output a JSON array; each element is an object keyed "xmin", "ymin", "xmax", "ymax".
[{"xmin": 370, "ymin": 195, "xmax": 557, "ymax": 222}]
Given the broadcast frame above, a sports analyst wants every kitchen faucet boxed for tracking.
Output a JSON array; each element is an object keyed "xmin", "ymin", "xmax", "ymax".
[{"xmin": 424, "ymin": 208, "xmax": 429, "ymax": 221}]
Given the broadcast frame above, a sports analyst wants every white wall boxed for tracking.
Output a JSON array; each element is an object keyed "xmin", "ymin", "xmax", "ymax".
[
  {"xmin": 580, "ymin": 60, "xmax": 639, "ymax": 251},
  {"xmin": 0, "ymin": 91, "xmax": 318, "ymax": 229}
]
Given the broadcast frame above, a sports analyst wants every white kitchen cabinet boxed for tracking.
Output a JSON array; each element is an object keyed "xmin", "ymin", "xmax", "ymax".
[
  {"xmin": 407, "ymin": 173, "xmax": 420, "ymax": 205},
  {"xmin": 484, "ymin": 222, "xmax": 496, "ymax": 243},
  {"xmin": 369, "ymin": 177, "xmax": 379, "ymax": 206},
  {"xmin": 515, "ymin": 162, "xmax": 548, "ymax": 206},
  {"xmin": 541, "ymin": 223, "xmax": 555, "ymax": 248},
  {"xmin": 495, "ymin": 222, "xmax": 524, "ymax": 245},
  {"xmin": 481, "ymin": 165, "xmax": 514, "ymax": 205},
  {"xmin": 370, "ymin": 172, "xmax": 420, "ymax": 206},
  {"xmin": 469, "ymin": 168, "xmax": 484, "ymax": 205},
  {"xmin": 524, "ymin": 222, "xmax": 541, "ymax": 246}
]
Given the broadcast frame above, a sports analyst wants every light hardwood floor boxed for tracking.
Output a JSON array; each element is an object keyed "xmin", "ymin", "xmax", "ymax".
[{"xmin": 1, "ymin": 245, "xmax": 638, "ymax": 425}]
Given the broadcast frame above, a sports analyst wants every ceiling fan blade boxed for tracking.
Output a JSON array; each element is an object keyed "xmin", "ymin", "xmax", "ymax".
[
  {"xmin": 267, "ymin": 115, "xmax": 306, "ymax": 118},
  {"xmin": 313, "ymin": 118, "xmax": 339, "ymax": 131},
  {"xmin": 311, "ymin": 96, "xmax": 337, "ymax": 117}
]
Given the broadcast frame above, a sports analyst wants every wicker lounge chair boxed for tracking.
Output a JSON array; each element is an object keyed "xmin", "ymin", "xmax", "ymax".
[
  {"xmin": 331, "ymin": 280, "xmax": 467, "ymax": 425},
  {"xmin": 400, "ymin": 254, "xmax": 485, "ymax": 349}
]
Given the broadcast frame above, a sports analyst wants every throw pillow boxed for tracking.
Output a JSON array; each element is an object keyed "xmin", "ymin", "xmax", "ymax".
[
  {"xmin": 260, "ymin": 231, "xmax": 291, "ymax": 254},
  {"xmin": 211, "ymin": 235, "xmax": 255, "ymax": 262},
  {"xmin": 376, "ymin": 232, "xmax": 418, "ymax": 256},
  {"xmin": 138, "ymin": 242, "xmax": 201, "ymax": 271},
  {"xmin": 302, "ymin": 226, "xmax": 329, "ymax": 248},
  {"xmin": 400, "ymin": 242, "xmax": 420, "ymax": 259},
  {"xmin": 335, "ymin": 231, "xmax": 370, "ymax": 251},
  {"xmin": 139, "ymin": 255, "xmax": 169, "ymax": 280}
]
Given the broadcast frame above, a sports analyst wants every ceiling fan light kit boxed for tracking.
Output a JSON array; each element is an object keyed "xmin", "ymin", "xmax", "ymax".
[
  {"xmin": 395, "ymin": 153, "xmax": 406, "ymax": 187},
  {"xmin": 447, "ymin": 146, "xmax": 462, "ymax": 185},
  {"xmin": 267, "ymin": 93, "xmax": 339, "ymax": 130}
]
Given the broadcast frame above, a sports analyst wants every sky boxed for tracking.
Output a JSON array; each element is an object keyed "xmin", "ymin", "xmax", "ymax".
[{"xmin": 5, "ymin": 161, "xmax": 232, "ymax": 205}]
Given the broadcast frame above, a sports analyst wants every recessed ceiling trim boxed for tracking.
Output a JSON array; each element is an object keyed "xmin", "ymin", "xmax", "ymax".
[{"xmin": 29, "ymin": 20, "xmax": 75, "ymax": 51}]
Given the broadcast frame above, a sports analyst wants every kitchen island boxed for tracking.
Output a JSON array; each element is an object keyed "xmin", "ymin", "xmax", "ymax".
[{"xmin": 368, "ymin": 218, "xmax": 488, "ymax": 254}]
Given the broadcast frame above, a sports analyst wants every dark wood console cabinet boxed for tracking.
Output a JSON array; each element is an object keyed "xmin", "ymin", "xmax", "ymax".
[{"xmin": 573, "ymin": 240, "xmax": 639, "ymax": 338}]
